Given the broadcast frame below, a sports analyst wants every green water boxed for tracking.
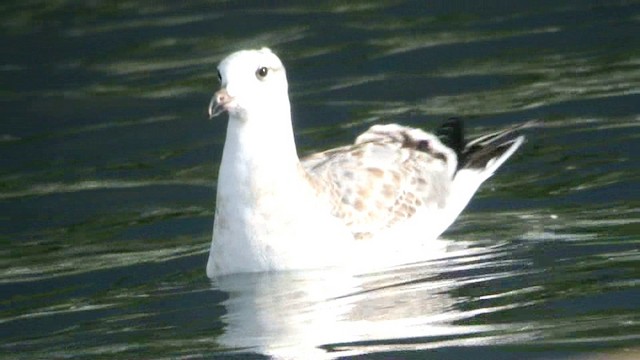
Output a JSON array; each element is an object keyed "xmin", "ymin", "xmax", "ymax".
[{"xmin": 1, "ymin": 1, "xmax": 639, "ymax": 359}]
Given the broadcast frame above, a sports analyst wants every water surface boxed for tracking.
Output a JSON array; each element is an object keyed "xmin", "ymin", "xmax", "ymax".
[{"xmin": 1, "ymin": 1, "xmax": 639, "ymax": 359}]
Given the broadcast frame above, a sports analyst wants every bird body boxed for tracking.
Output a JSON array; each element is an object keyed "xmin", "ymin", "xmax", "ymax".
[{"xmin": 206, "ymin": 48, "xmax": 527, "ymax": 277}]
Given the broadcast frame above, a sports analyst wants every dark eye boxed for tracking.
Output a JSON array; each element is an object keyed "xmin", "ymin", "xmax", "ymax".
[
  {"xmin": 256, "ymin": 66, "xmax": 269, "ymax": 79},
  {"xmin": 217, "ymin": 71, "xmax": 222, "ymax": 82}
]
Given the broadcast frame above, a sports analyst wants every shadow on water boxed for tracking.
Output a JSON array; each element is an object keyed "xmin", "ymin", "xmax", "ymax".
[{"xmin": 1, "ymin": 0, "xmax": 639, "ymax": 358}]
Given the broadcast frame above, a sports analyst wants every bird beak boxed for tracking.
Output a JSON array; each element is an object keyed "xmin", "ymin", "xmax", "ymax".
[{"xmin": 208, "ymin": 88, "xmax": 232, "ymax": 119}]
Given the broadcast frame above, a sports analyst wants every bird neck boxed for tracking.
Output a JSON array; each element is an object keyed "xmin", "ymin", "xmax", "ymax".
[{"xmin": 218, "ymin": 101, "xmax": 306, "ymax": 199}]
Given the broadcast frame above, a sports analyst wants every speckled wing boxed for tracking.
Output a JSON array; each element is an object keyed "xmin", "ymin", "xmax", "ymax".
[{"xmin": 301, "ymin": 124, "xmax": 456, "ymax": 239}]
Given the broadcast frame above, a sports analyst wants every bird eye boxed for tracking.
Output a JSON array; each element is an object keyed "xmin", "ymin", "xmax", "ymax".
[{"xmin": 256, "ymin": 66, "xmax": 269, "ymax": 79}]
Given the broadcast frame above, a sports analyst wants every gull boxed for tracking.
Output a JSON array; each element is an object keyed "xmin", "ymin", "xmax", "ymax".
[{"xmin": 206, "ymin": 47, "xmax": 528, "ymax": 277}]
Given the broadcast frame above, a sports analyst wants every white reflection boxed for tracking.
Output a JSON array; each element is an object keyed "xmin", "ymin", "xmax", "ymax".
[{"xmin": 213, "ymin": 242, "xmax": 504, "ymax": 359}]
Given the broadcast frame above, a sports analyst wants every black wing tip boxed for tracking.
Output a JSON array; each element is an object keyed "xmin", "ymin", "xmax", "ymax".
[
  {"xmin": 460, "ymin": 120, "xmax": 533, "ymax": 171},
  {"xmin": 436, "ymin": 117, "xmax": 465, "ymax": 158},
  {"xmin": 462, "ymin": 136, "xmax": 523, "ymax": 170},
  {"xmin": 436, "ymin": 118, "xmax": 537, "ymax": 171}
]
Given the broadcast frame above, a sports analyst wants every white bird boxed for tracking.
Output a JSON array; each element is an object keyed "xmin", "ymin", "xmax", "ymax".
[{"xmin": 206, "ymin": 47, "xmax": 528, "ymax": 277}]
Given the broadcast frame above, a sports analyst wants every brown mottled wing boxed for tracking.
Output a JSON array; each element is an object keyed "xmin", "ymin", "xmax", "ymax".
[{"xmin": 301, "ymin": 126, "xmax": 452, "ymax": 239}]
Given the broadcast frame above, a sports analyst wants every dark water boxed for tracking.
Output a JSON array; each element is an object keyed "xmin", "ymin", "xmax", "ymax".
[{"xmin": 2, "ymin": 1, "xmax": 639, "ymax": 359}]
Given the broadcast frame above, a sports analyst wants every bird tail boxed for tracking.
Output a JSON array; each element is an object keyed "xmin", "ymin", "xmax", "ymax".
[{"xmin": 437, "ymin": 118, "xmax": 533, "ymax": 223}]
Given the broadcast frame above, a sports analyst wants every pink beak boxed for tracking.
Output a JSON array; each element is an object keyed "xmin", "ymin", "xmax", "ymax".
[{"xmin": 208, "ymin": 89, "xmax": 233, "ymax": 119}]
